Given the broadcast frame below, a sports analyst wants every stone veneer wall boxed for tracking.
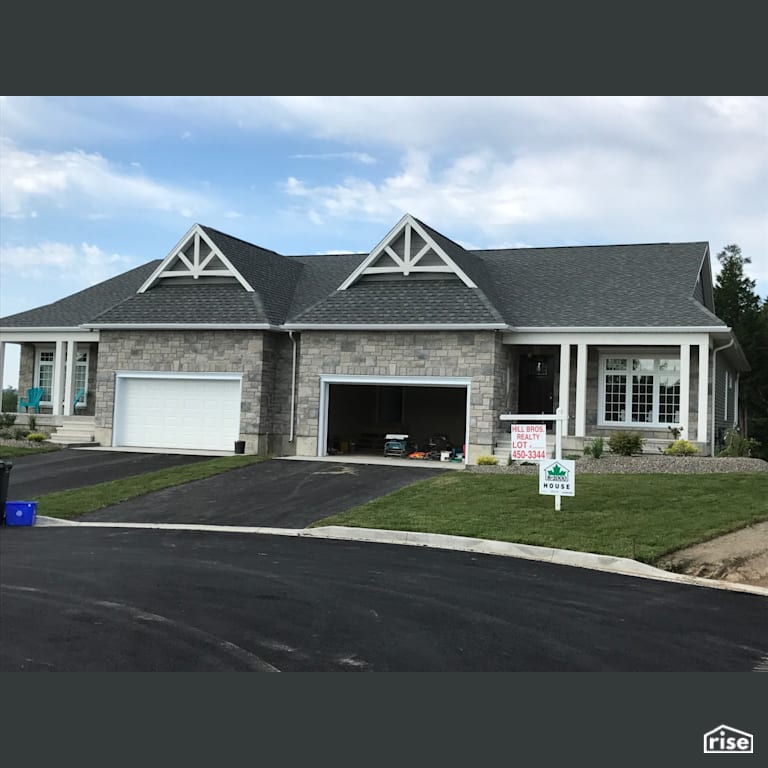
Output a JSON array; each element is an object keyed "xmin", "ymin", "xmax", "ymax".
[
  {"xmin": 94, "ymin": 330, "xmax": 291, "ymax": 453},
  {"xmin": 294, "ymin": 330, "xmax": 506, "ymax": 462},
  {"xmin": 18, "ymin": 344, "xmax": 35, "ymax": 399}
]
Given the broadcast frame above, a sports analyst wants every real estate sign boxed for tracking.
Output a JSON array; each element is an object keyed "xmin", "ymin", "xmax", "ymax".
[
  {"xmin": 509, "ymin": 423, "xmax": 547, "ymax": 461},
  {"xmin": 539, "ymin": 460, "xmax": 575, "ymax": 497}
]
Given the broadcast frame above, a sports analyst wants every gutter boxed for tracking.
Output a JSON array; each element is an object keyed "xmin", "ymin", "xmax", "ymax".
[
  {"xmin": 289, "ymin": 331, "xmax": 297, "ymax": 442},
  {"xmin": 710, "ymin": 337, "xmax": 735, "ymax": 456}
]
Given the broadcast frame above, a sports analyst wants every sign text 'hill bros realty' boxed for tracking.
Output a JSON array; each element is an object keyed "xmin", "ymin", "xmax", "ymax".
[{"xmin": 510, "ymin": 423, "xmax": 547, "ymax": 461}]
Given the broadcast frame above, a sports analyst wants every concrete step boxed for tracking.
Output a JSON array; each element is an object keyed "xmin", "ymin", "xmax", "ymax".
[{"xmin": 49, "ymin": 417, "xmax": 97, "ymax": 446}]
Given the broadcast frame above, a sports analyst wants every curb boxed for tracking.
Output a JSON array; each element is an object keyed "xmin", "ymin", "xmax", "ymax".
[{"xmin": 32, "ymin": 517, "xmax": 768, "ymax": 597}]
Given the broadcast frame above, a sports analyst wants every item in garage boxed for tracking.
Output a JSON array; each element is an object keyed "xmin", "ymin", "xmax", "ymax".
[{"xmin": 384, "ymin": 434, "xmax": 414, "ymax": 458}]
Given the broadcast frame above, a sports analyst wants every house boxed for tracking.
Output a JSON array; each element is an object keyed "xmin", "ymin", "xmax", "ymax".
[{"xmin": 0, "ymin": 214, "xmax": 749, "ymax": 460}]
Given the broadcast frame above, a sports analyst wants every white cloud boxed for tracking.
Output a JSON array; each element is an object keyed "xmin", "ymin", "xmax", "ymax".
[
  {"xmin": 0, "ymin": 137, "xmax": 206, "ymax": 220},
  {"xmin": 291, "ymin": 152, "xmax": 376, "ymax": 165},
  {"xmin": 0, "ymin": 240, "xmax": 134, "ymax": 287}
]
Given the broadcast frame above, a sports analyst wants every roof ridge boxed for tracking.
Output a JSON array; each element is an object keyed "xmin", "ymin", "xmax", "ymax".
[{"xmin": 200, "ymin": 225, "xmax": 287, "ymax": 259}]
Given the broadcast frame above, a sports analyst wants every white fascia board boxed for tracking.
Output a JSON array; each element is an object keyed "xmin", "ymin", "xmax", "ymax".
[
  {"xmin": 337, "ymin": 214, "xmax": 476, "ymax": 290},
  {"xmin": 504, "ymin": 329, "xmax": 720, "ymax": 346},
  {"xmin": 282, "ymin": 323, "xmax": 508, "ymax": 331},
  {"xmin": 407, "ymin": 216, "xmax": 476, "ymax": 288},
  {"xmin": 116, "ymin": 370, "xmax": 243, "ymax": 381},
  {"xmin": 507, "ymin": 326, "xmax": 728, "ymax": 333},
  {"xmin": 0, "ymin": 328, "xmax": 100, "ymax": 342},
  {"xmin": 321, "ymin": 373, "xmax": 471, "ymax": 387},
  {"xmin": 137, "ymin": 224, "xmax": 255, "ymax": 293},
  {"xmin": 337, "ymin": 214, "xmax": 410, "ymax": 290},
  {"xmin": 83, "ymin": 323, "xmax": 275, "ymax": 330},
  {"xmin": 137, "ymin": 223, "xmax": 200, "ymax": 293}
]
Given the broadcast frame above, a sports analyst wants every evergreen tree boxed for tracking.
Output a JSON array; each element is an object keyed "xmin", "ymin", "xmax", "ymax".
[{"xmin": 713, "ymin": 244, "xmax": 767, "ymax": 457}]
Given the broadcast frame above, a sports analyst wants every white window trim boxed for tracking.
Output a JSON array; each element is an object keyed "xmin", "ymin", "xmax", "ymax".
[
  {"xmin": 35, "ymin": 347, "xmax": 56, "ymax": 405},
  {"xmin": 598, "ymin": 354, "xmax": 682, "ymax": 429},
  {"xmin": 75, "ymin": 348, "xmax": 89, "ymax": 408}
]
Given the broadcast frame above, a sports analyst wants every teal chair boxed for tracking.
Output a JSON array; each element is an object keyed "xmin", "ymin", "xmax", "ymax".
[
  {"xmin": 73, "ymin": 387, "xmax": 86, "ymax": 410},
  {"xmin": 19, "ymin": 386, "xmax": 45, "ymax": 413}
]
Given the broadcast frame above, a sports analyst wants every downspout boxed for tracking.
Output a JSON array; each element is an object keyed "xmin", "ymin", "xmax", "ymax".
[
  {"xmin": 289, "ymin": 331, "xmax": 297, "ymax": 443},
  {"xmin": 710, "ymin": 337, "xmax": 734, "ymax": 456},
  {"xmin": 733, "ymin": 372, "xmax": 740, "ymax": 430}
]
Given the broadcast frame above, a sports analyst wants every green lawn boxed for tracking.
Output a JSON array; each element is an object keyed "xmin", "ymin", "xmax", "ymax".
[
  {"xmin": 33, "ymin": 455, "xmax": 265, "ymax": 519},
  {"xmin": 310, "ymin": 472, "xmax": 768, "ymax": 563},
  {"xmin": 1, "ymin": 444, "xmax": 62, "ymax": 459}
]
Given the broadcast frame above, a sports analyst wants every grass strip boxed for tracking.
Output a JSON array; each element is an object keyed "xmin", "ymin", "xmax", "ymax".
[
  {"xmin": 1, "ymin": 445, "xmax": 62, "ymax": 459},
  {"xmin": 33, "ymin": 455, "xmax": 265, "ymax": 519},
  {"xmin": 310, "ymin": 472, "xmax": 768, "ymax": 563}
]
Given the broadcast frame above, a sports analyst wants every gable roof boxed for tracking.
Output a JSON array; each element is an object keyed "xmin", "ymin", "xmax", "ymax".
[
  {"xmin": 338, "ymin": 214, "xmax": 478, "ymax": 290},
  {"xmin": 0, "ymin": 218, "xmax": 730, "ymax": 333}
]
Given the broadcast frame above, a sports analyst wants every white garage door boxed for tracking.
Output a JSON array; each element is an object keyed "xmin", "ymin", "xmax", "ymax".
[{"xmin": 114, "ymin": 375, "xmax": 242, "ymax": 451}]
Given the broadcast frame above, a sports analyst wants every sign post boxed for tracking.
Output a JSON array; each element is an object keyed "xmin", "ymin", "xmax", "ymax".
[{"xmin": 500, "ymin": 408, "xmax": 573, "ymax": 511}]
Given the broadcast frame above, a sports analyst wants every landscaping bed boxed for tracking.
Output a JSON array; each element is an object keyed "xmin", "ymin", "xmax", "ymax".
[{"xmin": 468, "ymin": 456, "xmax": 768, "ymax": 474}]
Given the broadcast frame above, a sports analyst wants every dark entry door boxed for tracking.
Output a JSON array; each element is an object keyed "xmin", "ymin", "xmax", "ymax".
[{"xmin": 518, "ymin": 354, "xmax": 555, "ymax": 427}]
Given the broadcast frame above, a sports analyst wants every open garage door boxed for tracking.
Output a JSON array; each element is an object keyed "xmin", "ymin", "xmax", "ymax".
[
  {"xmin": 114, "ymin": 373, "xmax": 242, "ymax": 451},
  {"xmin": 318, "ymin": 375, "xmax": 470, "ymax": 463}
]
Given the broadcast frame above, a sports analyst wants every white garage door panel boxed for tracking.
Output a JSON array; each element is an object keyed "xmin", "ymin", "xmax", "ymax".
[{"xmin": 116, "ymin": 377, "xmax": 241, "ymax": 451}]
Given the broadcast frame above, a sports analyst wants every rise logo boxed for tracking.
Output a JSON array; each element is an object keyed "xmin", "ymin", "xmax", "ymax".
[{"xmin": 703, "ymin": 725, "xmax": 754, "ymax": 755}]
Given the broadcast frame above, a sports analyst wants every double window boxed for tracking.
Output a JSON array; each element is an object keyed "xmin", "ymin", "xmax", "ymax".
[
  {"xmin": 600, "ymin": 356, "xmax": 681, "ymax": 427},
  {"xmin": 35, "ymin": 347, "xmax": 88, "ymax": 406}
]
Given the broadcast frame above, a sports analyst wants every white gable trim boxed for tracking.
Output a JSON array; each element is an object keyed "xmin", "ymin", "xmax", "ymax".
[
  {"xmin": 137, "ymin": 224, "xmax": 255, "ymax": 293},
  {"xmin": 338, "ymin": 214, "xmax": 476, "ymax": 290}
]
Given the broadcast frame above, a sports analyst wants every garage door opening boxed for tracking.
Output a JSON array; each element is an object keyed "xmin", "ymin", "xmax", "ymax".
[{"xmin": 318, "ymin": 376, "xmax": 470, "ymax": 463}]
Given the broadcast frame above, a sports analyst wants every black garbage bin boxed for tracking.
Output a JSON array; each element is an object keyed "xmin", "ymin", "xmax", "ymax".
[
  {"xmin": 0, "ymin": 460, "xmax": 12, "ymax": 526},
  {"xmin": 234, "ymin": 440, "xmax": 245, "ymax": 454}
]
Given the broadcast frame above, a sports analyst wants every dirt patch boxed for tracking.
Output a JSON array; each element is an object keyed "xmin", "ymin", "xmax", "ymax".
[{"xmin": 656, "ymin": 521, "xmax": 768, "ymax": 588}]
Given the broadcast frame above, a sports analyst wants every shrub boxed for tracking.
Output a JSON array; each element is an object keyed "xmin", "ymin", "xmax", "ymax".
[
  {"xmin": 583, "ymin": 436, "xmax": 604, "ymax": 458},
  {"xmin": 27, "ymin": 414, "xmax": 37, "ymax": 431},
  {"xmin": 1, "ymin": 387, "xmax": 17, "ymax": 413},
  {"xmin": 25, "ymin": 432, "xmax": 48, "ymax": 442},
  {"xmin": 608, "ymin": 431, "xmax": 644, "ymax": 456},
  {"xmin": 477, "ymin": 455, "xmax": 498, "ymax": 465},
  {"xmin": 664, "ymin": 439, "xmax": 699, "ymax": 456},
  {"xmin": 718, "ymin": 428, "xmax": 760, "ymax": 458},
  {"xmin": 13, "ymin": 427, "xmax": 28, "ymax": 440},
  {"xmin": 0, "ymin": 413, "xmax": 17, "ymax": 429}
]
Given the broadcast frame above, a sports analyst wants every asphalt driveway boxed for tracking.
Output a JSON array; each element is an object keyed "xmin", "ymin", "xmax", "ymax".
[
  {"xmin": 5, "ymin": 448, "xmax": 209, "ymax": 498},
  {"xmin": 5, "ymin": 449, "xmax": 443, "ymax": 528},
  {"xmin": 71, "ymin": 458, "xmax": 444, "ymax": 528}
]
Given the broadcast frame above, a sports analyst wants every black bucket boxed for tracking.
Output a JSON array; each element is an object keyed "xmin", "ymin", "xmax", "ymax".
[{"xmin": 234, "ymin": 440, "xmax": 246, "ymax": 454}]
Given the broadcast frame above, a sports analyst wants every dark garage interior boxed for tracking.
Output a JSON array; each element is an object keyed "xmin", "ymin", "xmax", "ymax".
[{"xmin": 326, "ymin": 384, "xmax": 467, "ymax": 457}]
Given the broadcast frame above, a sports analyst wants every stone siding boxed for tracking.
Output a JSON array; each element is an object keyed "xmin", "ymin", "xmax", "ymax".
[
  {"xmin": 295, "ymin": 330, "xmax": 505, "ymax": 460},
  {"xmin": 94, "ymin": 330, "xmax": 291, "ymax": 452}
]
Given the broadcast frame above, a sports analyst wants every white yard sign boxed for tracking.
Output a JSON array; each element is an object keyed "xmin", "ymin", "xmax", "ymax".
[
  {"xmin": 539, "ymin": 460, "xmax": 575, "ymax": 497},
  {"xmin": 509, "ymin": 423, "xmax": 547, "ymax": 461}
]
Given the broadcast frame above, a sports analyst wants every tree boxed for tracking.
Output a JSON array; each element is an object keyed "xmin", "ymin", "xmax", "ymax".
[{"xmin": 713, "ymin": 244, "xmax": 767, "ymax": 457}]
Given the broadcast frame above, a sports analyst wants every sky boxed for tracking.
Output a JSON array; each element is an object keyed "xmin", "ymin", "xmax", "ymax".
[{"xmin": 1, "ymin": 95, "xmax": 766, "ymax": 387}]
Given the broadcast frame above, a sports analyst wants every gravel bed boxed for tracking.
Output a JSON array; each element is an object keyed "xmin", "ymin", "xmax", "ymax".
[{"xmin": 467, "ymin": 456, "xmax": 768, "ymax": 474}]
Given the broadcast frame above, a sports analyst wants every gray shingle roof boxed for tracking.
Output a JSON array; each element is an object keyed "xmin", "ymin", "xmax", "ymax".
[
  {"xmin": 201, "ymin": 227, "xmax": 303, "ymax": 325},
  {"xmin": 0, "ymin": 261, "xmax": 161, "ymax": 327},
  {"xmin": 288, "ymin": 280, "xmax": 504, "ymax": 325},
  {"xmin": 87, "ymin": 283, "xmax": 271, "ymax": 325},
  {"xmin": 478, "ymin": 242, "xmax": 722, "ymax": 327},
  {"xmin": 0, "ymin": 220, "xmax": 727, "ymax": 331}
]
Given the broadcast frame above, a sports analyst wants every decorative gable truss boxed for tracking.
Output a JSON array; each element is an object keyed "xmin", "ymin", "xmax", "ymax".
[
  {"xmin": 138, "ymin": 225, "xmax": 254, "ymax": 293},
  {"xmin": 338, "ymin": 214, "xmax": 476, "ymax": 290}
]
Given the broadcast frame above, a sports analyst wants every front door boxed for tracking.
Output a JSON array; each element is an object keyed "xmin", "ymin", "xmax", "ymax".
[{"xmin": 518, "ymin": 354, "xmax": 555, "ymax": 429}]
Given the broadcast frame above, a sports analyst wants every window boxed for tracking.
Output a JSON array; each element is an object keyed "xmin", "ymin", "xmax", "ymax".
[
  {"xmin": 35, "ymin": 350, "xmax": 55, "ymax": 402},
  {"xmin": 599, "ymin": 356, "xmax": 680, "ymax": 427},
  {"xmin": 75, "ymin": 350, "xmax": 88, "ymax": 407}
]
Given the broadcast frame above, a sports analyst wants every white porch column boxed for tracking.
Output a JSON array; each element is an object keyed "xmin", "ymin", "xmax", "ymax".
[
  {"xmin": 52, "ymin": 340, "xmax": 65, "ymax": 416},
  {"xmin": 697, "ymin": 340, "xmax": 709, "ymax": 443},
  {"xmin": 0, "ymin": 341, "xmax": 5, "ymax": 411},
  {"xmin": 678, "ymin": 343, "xmax": 690, "ymax": 439},
  {"xmin": 558, "ymin": 343, "xmax": 571, "ymax": 436},
  {"xmin": 63, "ymin": 340, "xmax": 76, "ymax": 417},
  {"xmin": 575, "ymin": 343, "xmax": 587, "ymax": 437}
]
